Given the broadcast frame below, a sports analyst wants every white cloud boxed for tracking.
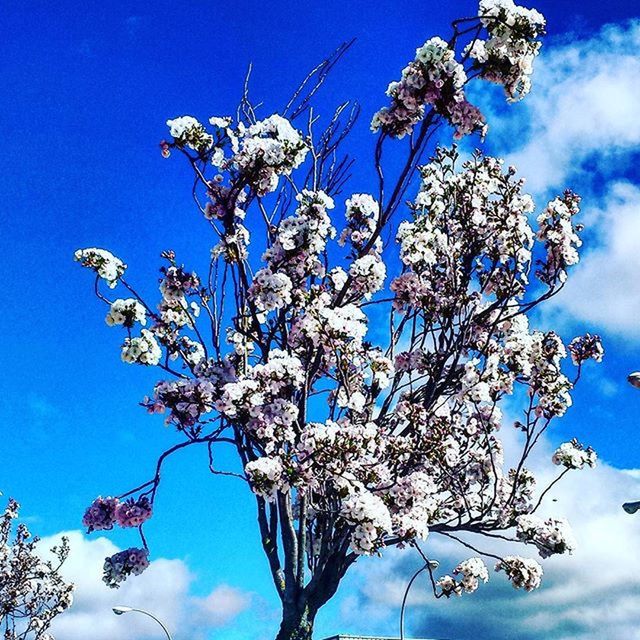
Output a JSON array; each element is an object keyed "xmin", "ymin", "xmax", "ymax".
[
  {"xmin": 194, "ymin": 584, "xmax": 252, "ymax": 627},
  {"xmin": 545, "ymin": 182, "xmax": 640, "ymax": 338},
  {"xmin": 41, "ymin": 532, "xmax": 251, "ymax": 640},
  {"xmin": 342, "ymin": 429, "xmax": 640, "ymax": 640},
  {"xmin": 492, "ymin": 21, "xmax": 640, "ymax": 196},
  {"xmin": 477, "ymin": 21, "xmax": 640, "ymax": 338}
]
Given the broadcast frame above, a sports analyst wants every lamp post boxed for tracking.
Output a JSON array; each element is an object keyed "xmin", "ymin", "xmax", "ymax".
[
  {"xmin": 628, "ymin": 372, "xmax": 640, "ymax": 389},
  {"xmin": 623, "ymin": 372, "xmax": 640, "ymax": 514},
  {"xmin": 112, "ymin": 606, "xmax": 173, "ymax": 640},
  {"xmin": 399, "ymin": 559, "xmax": 439, "ymax": 640}
]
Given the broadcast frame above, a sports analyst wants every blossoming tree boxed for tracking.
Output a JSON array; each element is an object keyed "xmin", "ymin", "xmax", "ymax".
[
  {"xmin": 0, "ymin": 499, "xmax": 74, "ymax": 640},
  {"xmin": 76, "ymin": 1, "xmax": 604, "ymax": 638}
]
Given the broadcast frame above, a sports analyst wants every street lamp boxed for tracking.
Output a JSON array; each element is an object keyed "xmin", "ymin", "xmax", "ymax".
[
  {"xmin": 623, "ymin": 372, "xmax": 640, "ymax": 513},
  {"xmin": 623, "ymin": 501, "xmax": 640, "ymax": 514},
  {"xmin": 399, "ymin": 559, "xmax": 439, "ymax": 640},
  {"xmin": 628, "ymin": 372, "xmax": 640, "ymax": 389},
  {"xmin": 112, "ymin": 606, "xmax": 173, "ymax": 640}
]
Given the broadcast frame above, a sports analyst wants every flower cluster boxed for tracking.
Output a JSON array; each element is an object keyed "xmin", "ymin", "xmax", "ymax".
[
  {"xmin": 470, "ymin": 0, "xmax": 546, "ymax": 101},
  {"xmin": 340, "ymin": 491, "xmax": 393, "ymax": 555},
  {"xmin": 230, "ymin": 115, "xmax": 308, "ymax": 195},
  {"xmin": 105, "ymin": 298, "xmax": 147, "ymax": 327},
  {"xmin": 495, "ymin": 555, "xmax": 543, "ymax": 591},
  {"xmin": 455, "ymin": 557, "xmax": 490, "ymax": 593},
  {"xmin": 249, "ymin": 191, "xmax": 336, "ymax": 311},
  {"xmin": 248, "ymin": 268, "xmax": 293, "ymax": 312},
  {"xmin": 218, "ymin": 350, "xmax": 304, "ymax": 453},
  {"xmin": 115, "ymin": 497, "xmax": 153, "ymax": 528},
  {"xmin": 552, "ymin": 439, "xmax": 597, "ymax": 470},
  {"xmin": 245, "ymin": 456, "xmax": 289, "ymax": 500},
  {"xmin": 157, "ymin": 299, "xmax": 198, "ymax": 329},
  {"xmin": 568, "ymin": 333, "xmax": 604, "ymax": 365},
  {"xmin": 516, "ymin": 514, "xmax": 576, "ymax": 558},
  {"xmin": 149, "ymin": 378, "xmax": 215, "ymax": 427},
  {"xmin": 526, "ymin": 330, "xmax": 573, "ymax": 418},
  {"xmin": 166, "ymin": 116, "xmax": 213, "ymax": 153},
  {"xmin": 160, "ymin": 265, "xmax": 200, "ymax": 302},
  {"xmin": 82, "ymin": 496, "xmax": 153, "ymax": 532},
  {"xmin": 438, "ymin": 557, "xmax": 489, "ymax": 596},
  {"xmin": 179, "ymin": 336, "xmax": 206, "ymax": 365},
  {"xmin": 292, "ymin": 292, "xmax": 368, "ymax": 350},
  {"xmin": 103, "ymin": 547, "xmax": 150, "ymax": 588},
  {"xmin": 74, "ymin": 248, "xmax": 126, "ymax": 288},
  {"xmin": 536, "ymin": 190, "xmax": 582, "ymax": 285},
  {"xmin": 340, "ymin": 193, "xmax": 380, "ymax": 252},
  {"xmin": 296, "ymin": 421, "xmax": 382, "ymax": 485},
  {"xmin": 349, "ymin": 254, "xmax": 386, "ymax": 299},
  {"xmin": 392, "ymin": 149, "xmax": 534, "ymax": 317},
  {"xmin": 121, "ymin": 329, "xmax": 162, "ymax": 365},
  {"xmin": 146, "ymin": 358, "xmax": 235, "ymax": 430},
  {"xmin": 387, "ymin": 471, "xmax": 437, "ymax": 539},
  {"xmin": 264, "ymin": 190, "xmax": 336, "ymax": 286},
  {"xmin": 81, "ymin": 496, "xmax": 118, "ymax": 532},
  {"xmin": 372, "ymin": 37, "xmax": 484, "ymax": 139},
  {"xmin": 369, "ymin": 349, "xmax": 395, "ymax": 390}
]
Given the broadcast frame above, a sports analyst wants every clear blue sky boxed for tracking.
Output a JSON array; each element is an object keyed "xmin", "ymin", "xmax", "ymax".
[{"xmin": 1, "ymin": 1, "xmax": 640, "ymax": 639}]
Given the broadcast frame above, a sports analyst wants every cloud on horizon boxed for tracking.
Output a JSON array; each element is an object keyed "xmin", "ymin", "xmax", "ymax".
[
  {"xmin": 485, "ymin": 20, "xmax": 640, "ymax": 197},
  {"xmin": 42, "ymin": 531, "xmax": 252, "ymax": 640}
]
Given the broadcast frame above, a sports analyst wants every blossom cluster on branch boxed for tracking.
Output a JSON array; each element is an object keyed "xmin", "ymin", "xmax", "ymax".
[{"xmin": 371, "ymin": 0, "xmax": 545, "ymax": 139}]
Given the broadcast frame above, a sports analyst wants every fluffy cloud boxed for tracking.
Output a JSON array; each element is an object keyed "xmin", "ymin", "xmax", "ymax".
[
  {"xmin": 490, "ymin": 21, "xmax": 640, "ymax": 196},
  {"xmin": 42, "ymin": 531, "xmax": 251, "ymax": 640},
  {"xmin": 342, "ymin": 429, "xmax": 640, "ymax": 640},
  {"xmin": 194, "ymin": 584, "xmax": 252, "ymax": 627},
  {"xmin": 476, "ymin": 21, "xmax": 640, "ymax": 338},
  {"xmin": 545, "ymin": 182, "xmax": 640, "ymax": 338}
]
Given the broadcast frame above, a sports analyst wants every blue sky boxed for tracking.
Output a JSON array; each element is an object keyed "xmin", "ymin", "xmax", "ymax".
[{"xmin": 2, "ymin": 1, "xmax": 640, "ymax": 639}]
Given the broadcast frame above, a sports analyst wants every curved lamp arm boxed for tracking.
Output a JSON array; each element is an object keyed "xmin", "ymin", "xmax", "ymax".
[
  {"xmin": 113, "ymin": 606, "xmax": 173, "ymax": 640},
  {"xmin": 623, "ymin": 373, "xmax": 640, "ymax": 513}
]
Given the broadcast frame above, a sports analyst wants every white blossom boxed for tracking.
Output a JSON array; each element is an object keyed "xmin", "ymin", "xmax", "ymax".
[
  {"xmin": 167, "ymin": 115, "xmax": 213, "ymax": 152},
  {"xmin": 121, "ymin": 329, "xmax": 162, "ymax": 366},
  {"xmin": 74, "ymin": 248, "xmax": 126, "ymax": 288},
  {"xmin": 552, "ymin": 440, "xmax": 597, "ymax": 470},
  {"xmin": 105, "ymin": 298, "xmax": 146, "ymax": 327},
  {"xmin": 495, "ymin": 555, "xmax": 543, "ymax": 591}
]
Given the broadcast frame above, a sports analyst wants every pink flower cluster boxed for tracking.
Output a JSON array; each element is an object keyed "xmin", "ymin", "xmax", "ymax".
[
  {"xmin": 103, "ymin": 547, "xmax": 150, "ymax": 588},
  {"xmin": 82, "ymin": 496, "xmax": 152, "ymax": 532},
  {"xmin": 160, "ymin": 265, "xmax": 201, "ymax": 302},
  {"xmin": 81, "ymin": 496, "xmax": 118, "ymax": 532},
  {"xmin": 371, "ymin": 37, "xmax": 485, "ymax": 139}
]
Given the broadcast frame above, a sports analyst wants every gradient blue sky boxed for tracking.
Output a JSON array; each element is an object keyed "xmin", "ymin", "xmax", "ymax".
[{"xmin": 2, "ymin": 1, "xmax": 640, "ymax": 639}]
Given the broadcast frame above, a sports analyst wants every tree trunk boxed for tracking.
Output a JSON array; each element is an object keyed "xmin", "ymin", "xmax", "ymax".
[{"xmin": 275, "ymin": 602, "xmax": 316, "ymax": 640}]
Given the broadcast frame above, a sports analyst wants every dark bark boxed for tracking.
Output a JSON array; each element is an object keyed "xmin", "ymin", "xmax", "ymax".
[{"xmin": 275, "ymin": 601, "xmax": 316, "ymax": 640}]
